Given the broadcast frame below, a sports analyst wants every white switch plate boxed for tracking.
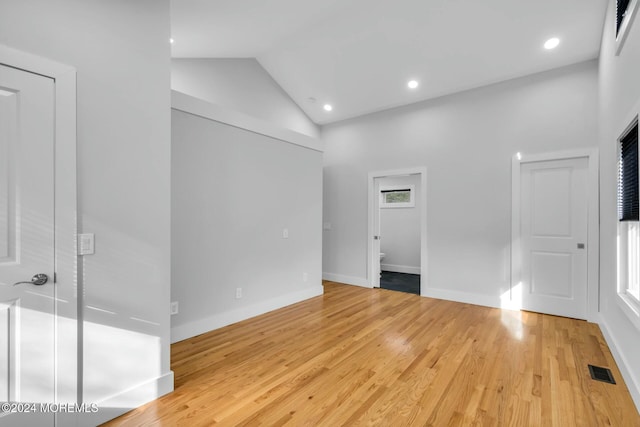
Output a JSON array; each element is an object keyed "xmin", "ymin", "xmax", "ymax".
[
  {"xmin": 303, "ymin": 272, "xmax": 308, "ymax": 282},
  {"xmin": 236, "ymin": 288, "xmax": 242, "ymax": 299},
  {"xmin": 282, "ymin": 228, "xmax": 289, "ymax": 239},
  {"xmin": 78, "ymin": 233, "xmax": 95, "ymax": 255},
  {"xmin": 170, "ymin": 301, "xmax": 179, "ymax": 315}
]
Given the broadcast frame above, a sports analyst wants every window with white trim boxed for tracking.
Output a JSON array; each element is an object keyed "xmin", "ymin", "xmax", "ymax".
[
  {"xmin": 617, "ymin": 0, "xmax": 632, "ymax": 35},
  {"xmin": 380, "ymin": 185, "xmax": 415, "ymax": 208},
  {"xmin": 620, "ymin": 222, "xmax": 640, "ymax": 301},
  {"xmin": 617, "ymin": 119, "xmax": 640, "ymax": 323},
  {"xmin": 616, "ymin": 0, "xmax": 639, "ymax": 54}
]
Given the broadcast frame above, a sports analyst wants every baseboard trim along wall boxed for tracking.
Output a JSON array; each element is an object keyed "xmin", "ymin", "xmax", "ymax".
[
  {"xmin": 73, "ymin": 371, "xmax": 174, "ymax": 426},
  {"xmin": 322, "ymin": 274, "xmax": 505, "ymax": 309},
  {"xmin": 597, "ymin": 315, "xmax": 640, "ymax": 412},
  {"xmin": 421, "ymin": 287, "xmax": 502, "ymax": 309},
  {"xmin": 380, "ymin": 264, "xmax": 421, "ymax": 275},
  {"xmin": 322, "ymin": 273, "xmax": 370, "ymax": 288},
  {"xmin": 171, "ymin": 286, "xmax": 324, "ymax": 343}
]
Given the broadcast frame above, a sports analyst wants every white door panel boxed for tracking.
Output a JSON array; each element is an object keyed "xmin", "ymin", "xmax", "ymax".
[
  {"xmin": 373, "ymin": 178, "xmax": 381, "ymax": 287},
  {"xmin": 520, "ymin": 157, "xmax": 588, "ymax": 319},
  {"xmin": 0, "ymin": 64, "xmax": 55, "ymax": 426},
  {"xmin": 531, "ymin": 167, "xmax": 572, "ymax": 237},
  {"xmin": 530, "ymin": 251, "xmax": 572, "ymax": 298}
]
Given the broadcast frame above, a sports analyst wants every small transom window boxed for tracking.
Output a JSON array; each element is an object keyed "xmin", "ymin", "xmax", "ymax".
[{"xmin": 380, "ymin": 185, "xmax": 415, "ymax": 208}]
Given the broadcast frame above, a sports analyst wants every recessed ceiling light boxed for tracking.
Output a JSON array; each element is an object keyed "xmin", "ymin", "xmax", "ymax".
[
  {"xmin": 544, "ymin": 37, "xmax": 560, "ymax": 50},
  {"xmin": 170, "ymin": 38, "xmax": 175, "ymax": 44},
  {"xmin": 323, "ymin": 104, "xmax": 333, "ymax": 112},
  {"xmin": 407, "ymin": 80, "xmax": 419, "ymax": 89}
]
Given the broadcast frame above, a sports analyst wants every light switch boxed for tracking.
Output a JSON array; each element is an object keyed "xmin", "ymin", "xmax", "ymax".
[
  {"xmin": 78, "ymin": 233, "xmax": 95, "ymax": 255},
  {"xmin": 283, "ymin": 228, "xmax": 289, "ymax": 239},
  {"xmin": 323, "ymin": 222, "xmax": 332, "ymax": 230}
]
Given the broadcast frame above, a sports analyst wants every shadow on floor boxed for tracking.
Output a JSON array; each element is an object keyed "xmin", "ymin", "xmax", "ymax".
[{"xmin": 380, "ymin": 271, "xmax": 420, "ymax": 295}]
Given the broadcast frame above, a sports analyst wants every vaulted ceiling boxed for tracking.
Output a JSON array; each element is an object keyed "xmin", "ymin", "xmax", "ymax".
[{"xmin": 171, "ymin": 0, "xmax": 607, "ymax": 124}]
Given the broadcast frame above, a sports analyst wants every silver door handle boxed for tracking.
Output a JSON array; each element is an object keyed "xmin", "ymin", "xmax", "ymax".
[
  {"xmin": 374, "ymin": 236, "xmax": 381, "ymax": 240},
  {"xmin": 13, "ymin": 273, "xmax": 49, "ymax": 286}
]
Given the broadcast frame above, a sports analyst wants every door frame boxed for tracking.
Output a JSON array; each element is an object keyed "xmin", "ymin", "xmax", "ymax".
[
  {"xmin": 368, "ymin": 167, "xmax": 427, "ymax": 294},
  {"xmin": 511, "ymin": 149, "xmax": 599, "ymax": 321},
  {"xmin": 0, "ymin": 45, "xmax": 78, "ymax": 406}
]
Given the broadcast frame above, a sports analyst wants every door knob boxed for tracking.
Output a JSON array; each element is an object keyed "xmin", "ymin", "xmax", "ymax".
[{"xmin": 13, "ymin": 273, "xmax": 49, "ymax": 286}]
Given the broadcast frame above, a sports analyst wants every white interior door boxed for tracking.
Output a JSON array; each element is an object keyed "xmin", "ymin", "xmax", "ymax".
[
  {"xmin": 0, "ymin": 64, "xmax": 55, "ymax": 426},
  {"xmin": 519, "ymin": 157, "xmax": 588, "ymax": 319},
  {"xmin": 372, "ymin": 178, "xmax": 381, "ymax": 288}
]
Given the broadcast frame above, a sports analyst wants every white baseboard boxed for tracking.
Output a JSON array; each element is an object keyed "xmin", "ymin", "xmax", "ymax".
[
  {"xmin": 422, "ymin": 287, "xmax": 502, "ymax": 309},
  {"xmin": 380, "ymin": 264, "xmax": 421, "ymax": 275},
  {"xmin": 171, "ymin": 286, "xmax": 324, "ymax": 343},
  {"xmin": 597, "ymin": 314, "xmax": 640, "ymax": 413},
  {"xmin": 322, "ymin": 272, "xmax": 370, "ymax": 288},
  {"xmin": 72, "ymin": 371, "xmax": 174, "ymax": 426},
  {"xmin": 323, "ymin": 274, "xmax": 504, "ymax": 310}
]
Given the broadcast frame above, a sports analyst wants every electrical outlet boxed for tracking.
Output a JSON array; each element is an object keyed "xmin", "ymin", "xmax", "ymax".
[
  {"xmin": 236, "ymin": 288, "xmax": 242, "ymax": 299},
  {"xmin": 282, "ymin": 228, "xmax": 289, "ymax": 239},
  {"xmin": 303, "ymin": 272, "xmax": 308, "ymax": 282},
  {"xmin": 170, "ymin": 301, "xmax": 179, "ymax": 315},
  {"xmin": 78, "ymin": 233, "xmax": 95, "ymax": 255}
]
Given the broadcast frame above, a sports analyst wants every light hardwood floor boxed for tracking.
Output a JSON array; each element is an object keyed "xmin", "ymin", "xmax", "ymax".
[{"xmin": 104, "ymin": 281, "xmax": 640, "ymax": 426}]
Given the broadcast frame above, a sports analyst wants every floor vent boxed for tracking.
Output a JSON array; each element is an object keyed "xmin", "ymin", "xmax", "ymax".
[{"xmin": 588, "ymin": 365, "xmax": 616, "ymax": 384}]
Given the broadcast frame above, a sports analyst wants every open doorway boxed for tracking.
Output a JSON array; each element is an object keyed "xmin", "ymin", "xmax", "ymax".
[{"xmin": 368, "ymin": 167, "xmax": 427, "ymax": 295}]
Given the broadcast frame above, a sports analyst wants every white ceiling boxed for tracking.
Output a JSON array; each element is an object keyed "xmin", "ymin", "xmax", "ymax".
[{"xmin": 171, "ymin": 0, "xmax": 607, "ymax": 125}]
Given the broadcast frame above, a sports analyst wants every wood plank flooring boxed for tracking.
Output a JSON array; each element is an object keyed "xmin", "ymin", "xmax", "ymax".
[{"xmin": 103, "ymin": 281, "xmax": 640, "ymax": 426}]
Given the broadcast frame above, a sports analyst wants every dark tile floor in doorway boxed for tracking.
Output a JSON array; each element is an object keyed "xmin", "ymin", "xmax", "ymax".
[{"xmin": 380, "ymin": 271, "xmax": 420, "ymax": 295}]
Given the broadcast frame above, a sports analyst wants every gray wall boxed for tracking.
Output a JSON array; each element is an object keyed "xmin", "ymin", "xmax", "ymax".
[
  {"xmin": 379, "ymin": 175, "xmax": 421, "ymax": 273},
  {"xmin": 322, "ymin": 60, "xmax": 598, "ymax": 303},
  {"xmin": 172, "ymin": 58, "xmax": 319, "ymax": 138},
  {"xmin": 0, "ymin": 0, "xmax": 172, "ymax": 421},
  {"xmin": 598, "ymin": 0, "xmax": 640, "ymax": 408},
  {"xmin": 171, "ymin": 109, "xmax": 323, "ymax": 342}
]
